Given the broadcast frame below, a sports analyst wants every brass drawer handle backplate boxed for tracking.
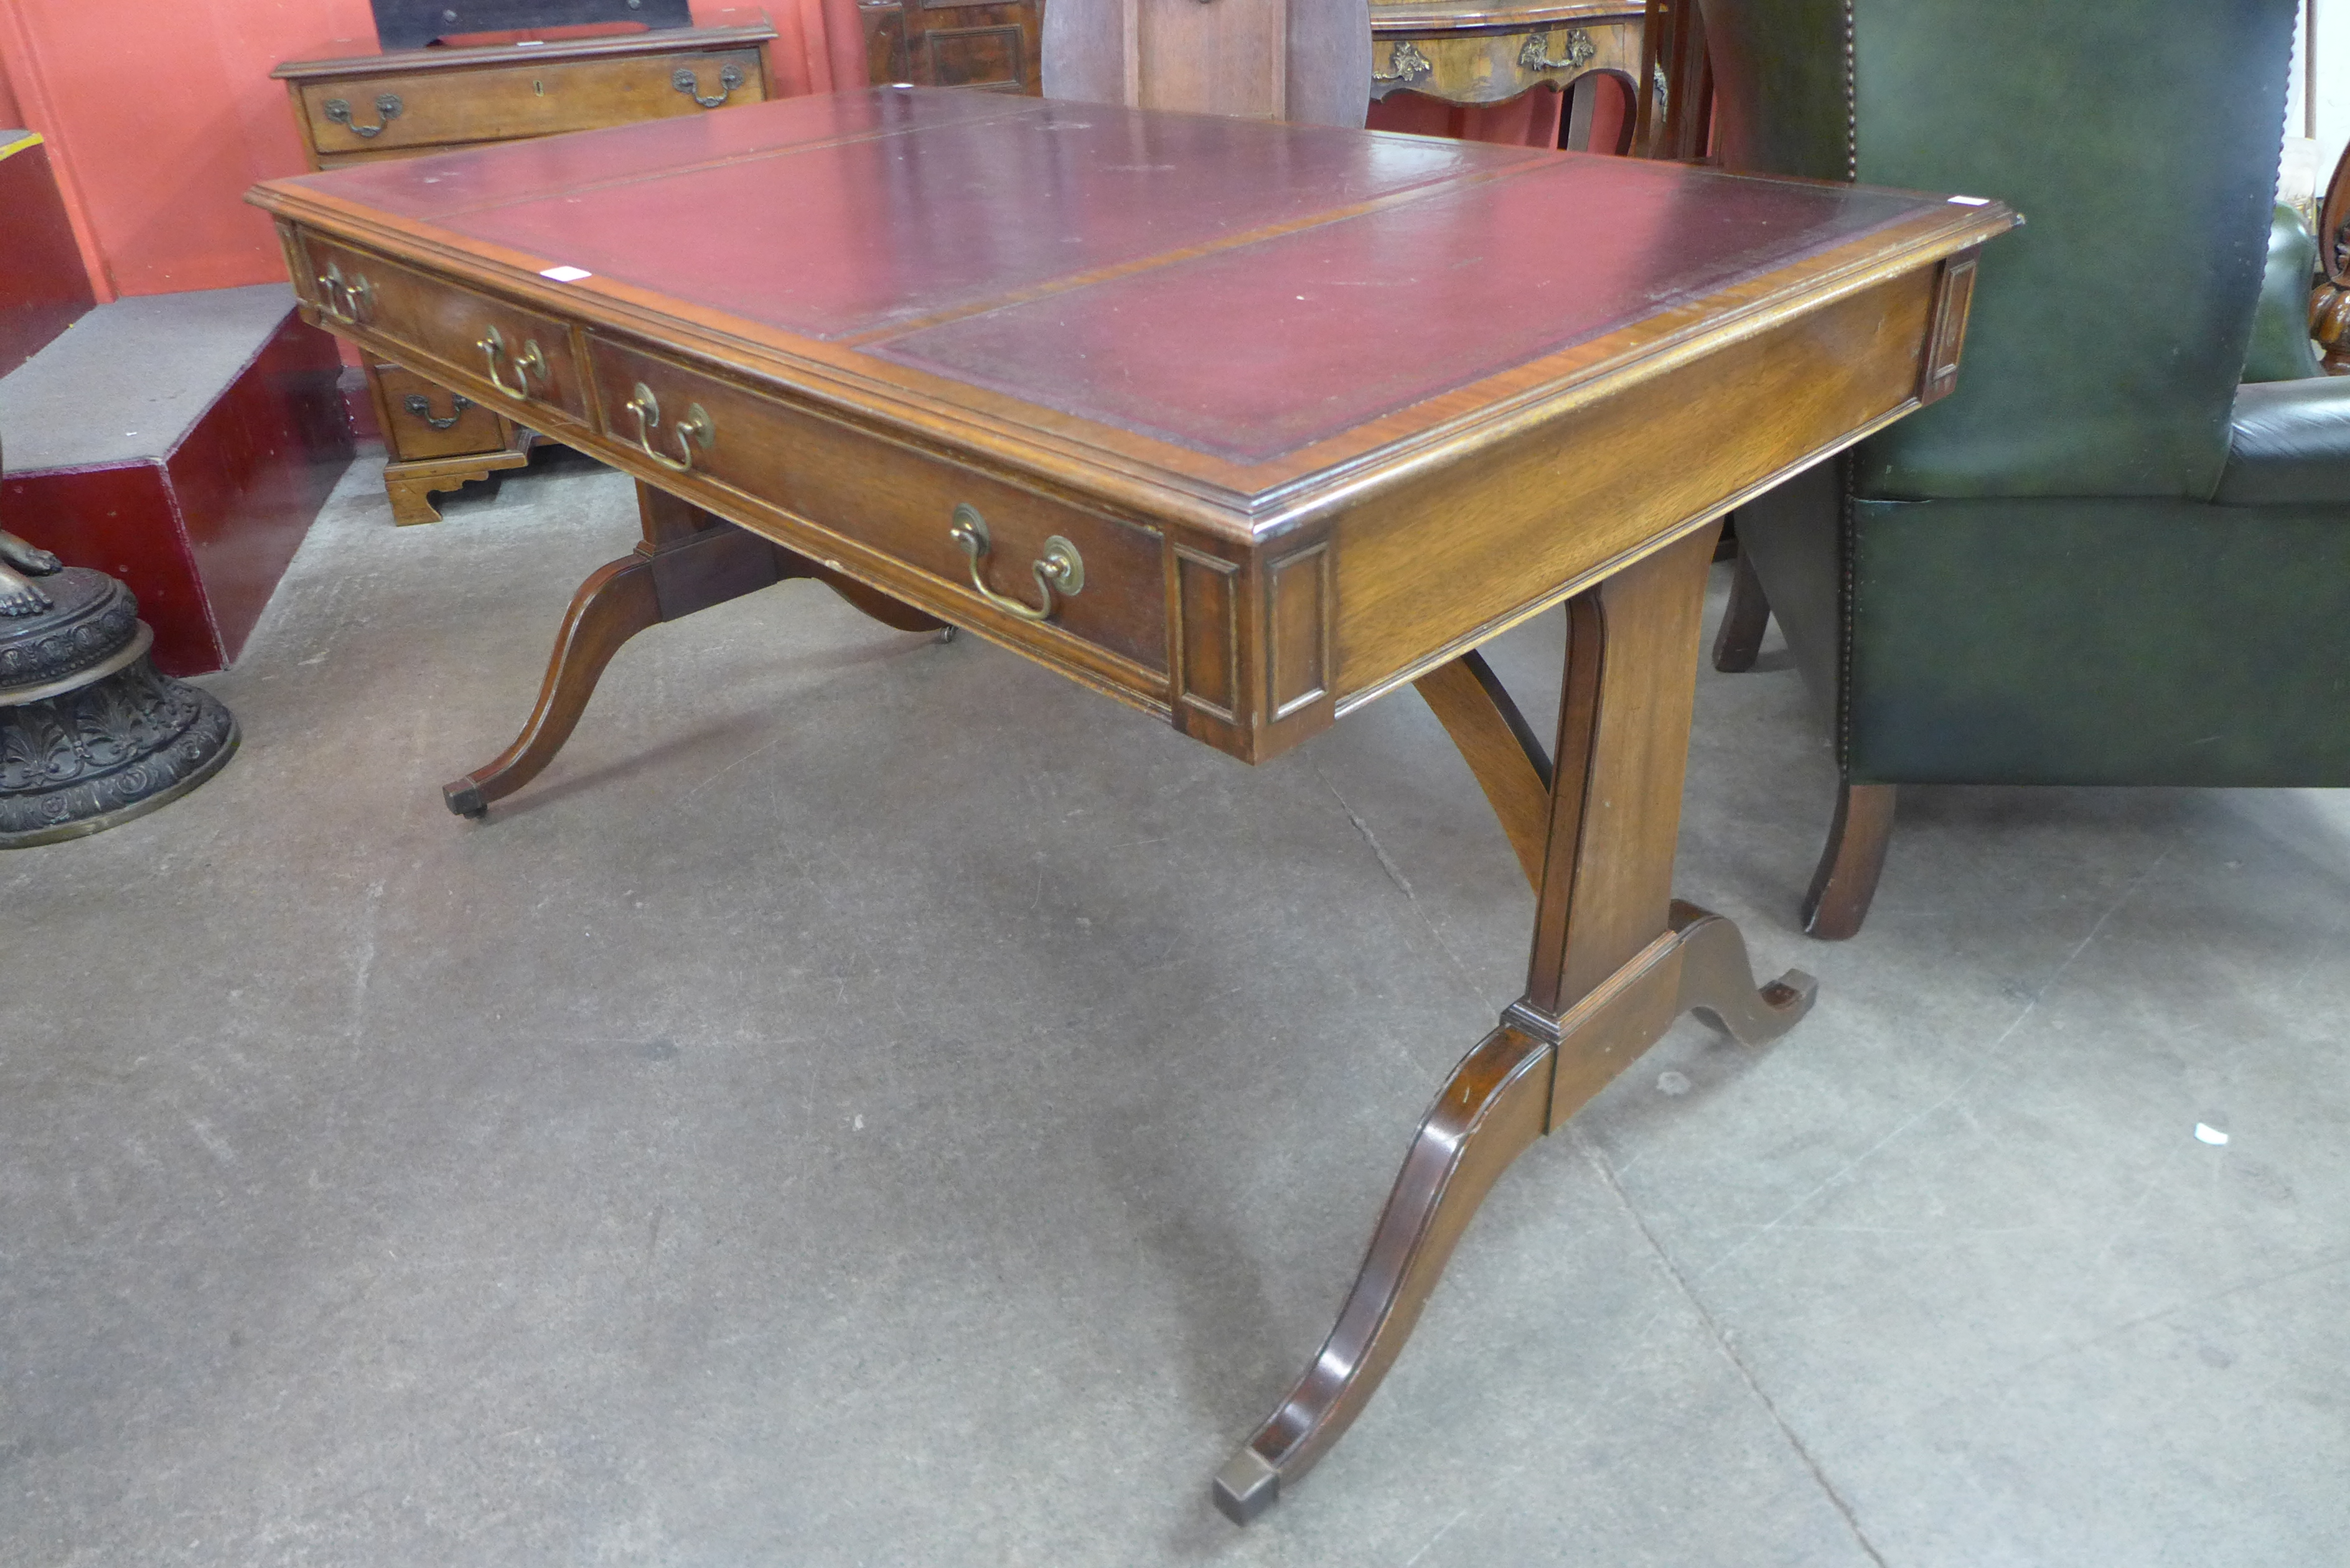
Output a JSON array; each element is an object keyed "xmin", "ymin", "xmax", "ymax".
[
  {"xmin": 477, "ymin": 325, "xmax": 548, "ymax": 400},
  {"xmin": 1519, "ymin": 28, "xmax": 1598, "ymax": 72},
  {"xmin": 672, "ymin": 63, "xmax": 744, "ymax": 108},
  {"xmin": 623, "ymin": 383, "xmax": 713, "ymax": 472},
  {"xmin": 948, "ymin": 503, "xmax": 1084, "ymax": 623},
  {"xmin": 324, "ymin": 93, "xmax": 403, "ymax": 138},
  {"xmin": 402, "ymin": 391, "xmax": 472, "ymax": 429},
  {"xmin": 316, "ymin": 260, "xmax": 374, "ymax": 325}
]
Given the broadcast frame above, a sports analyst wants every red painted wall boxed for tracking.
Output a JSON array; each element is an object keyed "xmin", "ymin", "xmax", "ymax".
[{"xmin": 0, "ymin": 1, "xmax": 859, "ymax": 302}]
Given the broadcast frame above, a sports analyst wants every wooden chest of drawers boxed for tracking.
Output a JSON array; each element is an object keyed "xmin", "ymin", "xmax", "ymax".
[
  {"xmin": 273, "ymin": 25, "xmax": 776, "ymax": 523},
  {"xmin": 859, "ymin": 0, "xmax": 1041, "ymax": 93}
]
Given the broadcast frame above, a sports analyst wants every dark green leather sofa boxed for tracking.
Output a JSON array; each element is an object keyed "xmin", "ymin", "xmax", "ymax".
[{"xmin": 1701, "ymin": 0, "xmax": 2349, "ymax": 936}]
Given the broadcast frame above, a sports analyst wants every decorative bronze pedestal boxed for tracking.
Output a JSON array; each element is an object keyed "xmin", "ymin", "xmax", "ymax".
[{"xmin": 0, "ymin": 566, "xmax": 238, "ymax": 847}]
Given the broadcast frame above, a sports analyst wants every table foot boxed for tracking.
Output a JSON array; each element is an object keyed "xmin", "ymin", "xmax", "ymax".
[
  {"xmin": 1214, "ymin": 894, "xmax": 1808, "ymax": 1523},
  {"xmin": 1214, "ymin": 1017, "xmax": 1552, "ymax": 1523},
  {"xmin": 1212, "ymin": 1449, "xmax": 1281, "ymax": 1524},
  {"xmin": 1667, "ymin": 899, "xmax": 1816, "ymax": 1043},
  {"xmin": 444, "ymin": 549, "xmax": 664, "ymax": 817},
  {"xmin": 443, "ymin": 492, "xmax": 791, "ymax": 818}
]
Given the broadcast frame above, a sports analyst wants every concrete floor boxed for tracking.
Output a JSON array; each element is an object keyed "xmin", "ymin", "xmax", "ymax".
[{"xmin": 7, "ymin": 449, "xmax": 2347, "ymax": 1567}]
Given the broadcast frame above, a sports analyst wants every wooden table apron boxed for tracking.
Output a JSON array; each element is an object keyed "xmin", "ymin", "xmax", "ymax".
[{"xmin": 248, "ymin": 87, "xmax": 2011, "ymax": 1523}]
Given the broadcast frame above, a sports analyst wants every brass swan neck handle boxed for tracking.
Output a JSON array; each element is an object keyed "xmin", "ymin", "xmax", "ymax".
[{"xmin": 947, "ymin": 503, "xmax": 1084, "ymax": 623}]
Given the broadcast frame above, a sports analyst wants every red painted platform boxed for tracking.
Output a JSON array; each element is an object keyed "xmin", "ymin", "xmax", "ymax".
[{"xmin": 0, "ymin": 287, "xmax": 353, "ymax": 675}]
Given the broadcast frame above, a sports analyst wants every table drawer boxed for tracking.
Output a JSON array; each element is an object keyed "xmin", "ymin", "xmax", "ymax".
[
  {"xmin": 302, "ymin": 235, "xmax": 586, "ymax": 426},
  {"xmin": 294, "ymin": 47, "xmax": 767, "ymax": 156},
  {"xmin": 586, "ymin": 335, "xmax": 1166, "ymax": 674}
]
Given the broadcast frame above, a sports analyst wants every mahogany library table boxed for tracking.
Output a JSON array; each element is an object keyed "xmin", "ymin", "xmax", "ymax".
[{"xmin": 249, "ymin": 88, "xmax": 2012, "ymax": 1523}]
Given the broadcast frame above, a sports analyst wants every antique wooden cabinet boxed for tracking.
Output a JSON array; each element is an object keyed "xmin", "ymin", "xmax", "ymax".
[
  {"xmin": 1369, "ymin": 0, "xmax": 1641, "ymax": 143},
  {"xmin": 859, "ymin": 0, "xmax": 1042, "ymax": 93},
  {"xmin": 274, "ymin": 24, "xmax": 776, "ymax": 522}
]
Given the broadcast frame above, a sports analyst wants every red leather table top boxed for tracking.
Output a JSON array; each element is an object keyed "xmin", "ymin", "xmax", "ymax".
[{"xmin": 277, "ymin": 87, "xmax": 1967, "ymax": 473}]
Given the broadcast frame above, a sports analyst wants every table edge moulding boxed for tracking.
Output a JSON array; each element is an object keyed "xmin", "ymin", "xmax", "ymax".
[{"xmin": 244, "ymin": 85, "xmax": 2014, "ymax": 1523}]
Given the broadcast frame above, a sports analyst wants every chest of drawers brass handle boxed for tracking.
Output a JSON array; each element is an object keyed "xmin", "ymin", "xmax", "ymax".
[
  {"xmin": 324, "ymin": 93, "xmax": 403, "ymax": 138},
  {"xmin": 477, "ymin": 325, "xmax": 548, "ymax": 399},
  {"xmin": 948, "ymin": 503, "xmax": 1084, "ymax": 623},
  {"xmin": 402, "ymin": 391, "xmax": 472, "ymax": 429},
  {"xmin": 672, "ymin": 63, "xmax": 743, "ymax": 108},
  {"xmin": 623, "ymin": 383, "xmax": 713, "ymax": 472}
]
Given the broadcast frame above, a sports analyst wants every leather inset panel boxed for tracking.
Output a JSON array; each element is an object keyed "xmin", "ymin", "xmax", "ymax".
[
  {"xmin": 873, "ymin": 157, "xmax": 1929, "ymax": 462},
  {"xmin": 416, "ymin": 93, "xmax": 1520, "ymax": 339}
]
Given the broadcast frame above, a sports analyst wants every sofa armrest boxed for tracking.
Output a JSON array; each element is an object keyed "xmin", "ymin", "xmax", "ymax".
[
  {"xmin": 2214, "ymin": 375, "xmax": 2350, "ymax": 504},
  {"xmin": 2242, "ymin": 203, "xmax": 2327, "ymax": 384}
]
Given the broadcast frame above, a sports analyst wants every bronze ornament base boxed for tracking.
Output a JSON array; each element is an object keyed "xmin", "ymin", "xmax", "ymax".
[{"xmin": 0, "ymin": 568, "xmax": 240, "ymax": 849}]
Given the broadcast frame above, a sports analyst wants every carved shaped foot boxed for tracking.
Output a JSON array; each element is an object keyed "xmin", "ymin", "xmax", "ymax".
[{"xmin": 1667, "ymin": 900, "xmax": 1816, "ymax": 1043}]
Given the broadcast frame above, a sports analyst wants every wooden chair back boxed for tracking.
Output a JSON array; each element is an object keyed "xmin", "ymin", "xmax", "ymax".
[
  {"xmin": 1041, "ymin": 0, "xmax": 1372, "ymax": 128},
  {"xmin": 2316, "ymin": 141, "xmax": 2350, "ymax": 373},
  {"xmin": 1635, "ymin": 0, "xmax": 1713, "ymax": 159}
]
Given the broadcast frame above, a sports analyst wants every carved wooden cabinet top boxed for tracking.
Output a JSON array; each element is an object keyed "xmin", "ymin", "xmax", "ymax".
[
  {"xmin": 1369, "ymin": 0, "xmax": 1641, "ymax": 29},
  {"xmin": 271, "ymin": 24, "xmax": 778, "ymax": 172},
  {"xmin": 253, "ymin": 88, "xmax": 2009, "ymax": 525},
  {"xmin": 362, "ymin": 0, "xmax": 695, "ymax": 54},
  {"xmin": 271, "ymin": 22, "xmax": 778, "ymax": 84}
]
